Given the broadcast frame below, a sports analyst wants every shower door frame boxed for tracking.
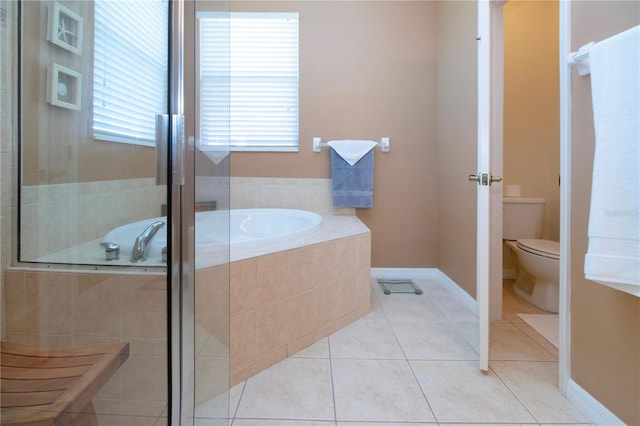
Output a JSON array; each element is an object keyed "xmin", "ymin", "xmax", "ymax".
[{"xmin": 168, "ymin": 0, "xmax": 198, "ymax": 423}]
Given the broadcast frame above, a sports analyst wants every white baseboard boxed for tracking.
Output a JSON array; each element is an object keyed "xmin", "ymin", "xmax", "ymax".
[
  {"xmin": 370, "ymin": 268, "xmax": 438, "ymax": 280},
  {"xmin": 567, "ymin": 379, "xmax": 625, "ymax": 425},
  {"xmin": 370, "ymin": 268, "xmax": 478, "ymax": 315},
  {"xmin": 434, "ymin": 270, "xmax": 478, "ymax": 315}
]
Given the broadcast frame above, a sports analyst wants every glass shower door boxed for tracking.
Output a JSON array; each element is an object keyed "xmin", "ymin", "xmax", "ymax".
[{"xmin": 6, "ymin": 0, "xmax": 230, "ymax": 425}]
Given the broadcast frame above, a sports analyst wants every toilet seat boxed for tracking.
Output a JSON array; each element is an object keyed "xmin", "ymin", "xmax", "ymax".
[{"xmin": 517, "ymin": 239, "xmax": 560, "ymax": 260}]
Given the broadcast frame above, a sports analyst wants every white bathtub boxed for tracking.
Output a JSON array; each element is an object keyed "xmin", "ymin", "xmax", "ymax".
[{"xmin": 103, "ymin": 208, "xmax": 323, "ymax": 267}]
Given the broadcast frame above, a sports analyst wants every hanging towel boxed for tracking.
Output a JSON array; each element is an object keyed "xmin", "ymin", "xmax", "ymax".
[
  {"xmin": 331, "ymin": 148, "xmax": 374, "ymax": 208},
  {"xmin": 584, "ymin": 25, "xmax": 640, "ymax": 296},
  {"xmin": 327, "ymin": 140, "xmax": 378, "ymax": 166}
]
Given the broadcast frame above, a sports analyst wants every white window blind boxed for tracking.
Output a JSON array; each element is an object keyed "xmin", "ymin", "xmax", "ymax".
[
  {"xmin": 199, "ymin": 12, "xmax": 299, "ymax": 152},
  {"xmin": 93, "ymin": 0, "xmax": 169, "ymax": 146}
]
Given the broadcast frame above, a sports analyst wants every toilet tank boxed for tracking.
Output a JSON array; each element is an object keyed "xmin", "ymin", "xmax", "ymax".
[{"xmin": 503, "ymin": 197, "xmax": 546, "ymax": 240}]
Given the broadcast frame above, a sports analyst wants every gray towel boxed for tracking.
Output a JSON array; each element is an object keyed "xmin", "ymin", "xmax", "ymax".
[{"xmin": 331, "ymin": 149, "xmax": 374, "ymax": 208}]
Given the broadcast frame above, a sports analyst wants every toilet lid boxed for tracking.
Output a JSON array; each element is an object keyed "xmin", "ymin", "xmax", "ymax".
[{"xmin": 517, "ymin": 239, "xmax": 560, "ymax": 260}]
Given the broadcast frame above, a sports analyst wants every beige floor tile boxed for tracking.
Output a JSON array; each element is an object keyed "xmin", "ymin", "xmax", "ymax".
[
  {"xmin": 329, "ymin": 317, "xmax": 405, "ymax": 359},
  {"xmin": 233, "ymin": 421, "xmax": 333, "ymax": 425},
  {"xmin": 489, "ymin": 322, "xmax": 557, "ymax": 361},
  {"xmin": 377, "ymin": 293, "xmax": 446, "ymax": 324},
  {"xmin": 410, "ymin": 360, "xmax": 535, "ymax": 423},
  {"xmin": 291, "ymin": 337, "xmax": 330, "ymax": 358},
  {"xmin": 235, "ymin": 357, "xmax": 334, "ymax": 421},
  {"xmin": 491, "ymin": 361, "xmax": 590, "ymax": 424},
  {"xmin": 332, "ymin": 359, "xmax": 435, "ymax": 423},
  {"xmin": 338, "ymin": 423, "xmax": 436, "ymax": 426},
  {"xmin": 392, "ymin": 321, "xmax": 478, "ymax": 361},
  {"xmin": 422, "ymin": 288, "xmax": 478, "ymax": 322}
]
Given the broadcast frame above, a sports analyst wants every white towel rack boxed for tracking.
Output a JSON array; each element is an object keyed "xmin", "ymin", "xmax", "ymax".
[
  {"xmin": 568, "ymin": 41, "xmax": 595, "ymax": 76},
  {"xmin": 312, "ymin": 137, "xmax": 390, "ymax": 153}
]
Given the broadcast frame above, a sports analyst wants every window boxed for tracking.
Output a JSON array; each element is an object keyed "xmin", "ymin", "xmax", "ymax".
[
  {"xmin": 199, "ymin": 12, "xmax": 299, "ymax": 152},
  {"xmin": 93, "ymin": 0, "xmax": 169, "ymax": 146}
]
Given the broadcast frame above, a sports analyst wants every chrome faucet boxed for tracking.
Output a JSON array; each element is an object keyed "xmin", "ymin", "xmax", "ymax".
[{"xmin": 131, "ymin": 221, "xmax": 165, "ymax": 263}]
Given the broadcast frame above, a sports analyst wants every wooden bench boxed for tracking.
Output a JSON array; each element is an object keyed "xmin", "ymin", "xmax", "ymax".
[{"xmin": 1, "ymin": 341, "xmax": 129, "ymax": 426}]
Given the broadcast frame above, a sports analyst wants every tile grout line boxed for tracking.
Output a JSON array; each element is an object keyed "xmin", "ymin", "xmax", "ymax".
[
  {"xmin": 487, "ymin": 362, "xmax": 542, "ymax": 425},
  {"xmin": 372, "ymin": 280, "xmax": 440, "ymax": 424},
  {"xmin": 327, "ymin": 331, "xmax": 338, "ymax": 426}
]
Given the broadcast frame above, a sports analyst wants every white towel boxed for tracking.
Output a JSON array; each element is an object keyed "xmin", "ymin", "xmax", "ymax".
[
  {"xmin": 584, "ymin": 25, "xmax": 640, "ymax": 296},
  {"xmin": 327, "ymin": 140, "xmax": 378, "ymax": 166}
]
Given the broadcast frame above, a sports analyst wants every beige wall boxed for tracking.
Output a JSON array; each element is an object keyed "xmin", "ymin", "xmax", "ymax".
[
  {"xmin": 503, "ymin": 0, "xmax": 560, "ymax": 241},
  {"xmin": 436, "ymin": 1, "xmax": 477, "ymax": 297},
  {"xmin": 230, "ymin": 1, "xmax": 439, "ymax": 268},
  {"xmin": 21, "ymin": 1, "xmax": 155, "ymax": 185},
  {"xmin": 570, "ymin": 2, "xmax": 639, "ymax": 424}
]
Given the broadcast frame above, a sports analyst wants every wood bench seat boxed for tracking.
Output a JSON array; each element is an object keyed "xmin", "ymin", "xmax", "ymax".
[{"xmin": 1, "ymin": 341, "xmax": 129, "ymax": 426}]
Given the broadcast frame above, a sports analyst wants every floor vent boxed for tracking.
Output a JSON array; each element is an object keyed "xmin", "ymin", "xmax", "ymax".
[{"xmin": 377, "ymin": 278, "xmax": 423, "ymax": 295}]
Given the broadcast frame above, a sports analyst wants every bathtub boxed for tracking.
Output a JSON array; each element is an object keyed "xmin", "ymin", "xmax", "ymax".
[{"xmin": 103, "ymin": 208, "xmax": 323, "ymax": 267}]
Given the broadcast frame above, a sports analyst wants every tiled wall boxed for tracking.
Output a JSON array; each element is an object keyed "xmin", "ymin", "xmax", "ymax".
[
  {"xmin": 229, "ymin": 177, "xmax": 355, "ymax": 216},
  {"xmin": 20, "ymin": 180, "xmax": 166, "ymax": 260},
  {"xmin": 2, "ymin": 229, "xmax": 371, "ymax": 420},
  {"xmin": 3, "ymin": 268, "xmax": 171, "ymax": 425},
  {"xmin": 229, "ymin": 232, "xmax": 371, "ymax": 386}
]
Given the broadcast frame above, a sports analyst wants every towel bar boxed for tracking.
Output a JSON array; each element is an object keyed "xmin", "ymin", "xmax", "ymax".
[
  {"xmin": 313, "ymin": 137, "xmax": 390, "ymax": 153},
  {"xmin": 568, "ymin": 41, "xmax": 595, "ymax": 76}
]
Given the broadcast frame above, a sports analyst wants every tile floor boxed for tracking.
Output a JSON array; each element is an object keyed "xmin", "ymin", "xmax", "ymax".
[{"xmin": 204, "ymin": 277, "xmax": 591, "ymax": 425}]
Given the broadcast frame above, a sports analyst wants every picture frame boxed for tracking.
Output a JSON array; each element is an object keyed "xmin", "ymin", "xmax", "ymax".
[
  {"xmin": 47, "ymin": 2, "xmax": 83, "ymax": 55},
  {"xmin": 47, "ymin": 63, "xmax": 81, "ymax": 110}
]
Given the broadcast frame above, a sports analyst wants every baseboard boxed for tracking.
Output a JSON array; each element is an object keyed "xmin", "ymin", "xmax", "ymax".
[
  {"xmin": 370, "ymin": 268, "xmax": 438, "ymax": 279},
  {"xmin": 434, "ymin": 270, "xmax": 478, "ymax": 315},
  {"xmin": 567, "ymin": 379, "xmax": 625, "ymax": 425},
  {"xmin": 370, "ymin": 268, "xmax": 478, "ymax": 315}
]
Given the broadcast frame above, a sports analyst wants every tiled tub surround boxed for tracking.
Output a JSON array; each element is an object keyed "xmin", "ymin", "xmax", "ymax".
[
  {"xmin": 229, "ymin": 220, "xmax": 371, "ymax": 385},
  {"xmin": 228, "ymin": 177, "xmax": 356, "ymax": 216},
  {"xmin": 20, "ymin": 179, "xmax": 166, "ymax": 260},
  {"xmin": 3, "ymin": 214, "xmax": 371, "ymax": 422}
]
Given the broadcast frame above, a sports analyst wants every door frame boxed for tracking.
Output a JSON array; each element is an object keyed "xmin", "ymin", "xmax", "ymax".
[{"xmin": 486, "ymin": 0, "xmax": 571, "ymax": 393}]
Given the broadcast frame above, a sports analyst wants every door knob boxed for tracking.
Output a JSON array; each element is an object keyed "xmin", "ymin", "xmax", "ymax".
[{"xmin": 469, "ymin": 173, "xmax": 502, "ymax": 186}]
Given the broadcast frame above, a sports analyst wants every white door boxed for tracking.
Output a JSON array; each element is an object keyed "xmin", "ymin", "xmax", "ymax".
[{"xmin": 470, "ymin": 0, "xmax": 500, "ymax": 372}]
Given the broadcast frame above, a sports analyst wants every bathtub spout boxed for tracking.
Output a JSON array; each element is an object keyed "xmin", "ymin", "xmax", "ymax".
[{"xmin": 131, "ymin": 221, "xmax": 164, "ymax": 263}]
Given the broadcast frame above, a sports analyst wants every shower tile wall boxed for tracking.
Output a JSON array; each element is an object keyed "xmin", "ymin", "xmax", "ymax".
[
  {"xmin": 20, "ymin": 179, "xmax": 166, "ymax": 259},
  {"xmin": 4, "ymin": 268, "xmax": 170, "ymax": 424},
  {"xmin": 230, "ymin": 177, "xmax": 355, "ymax": 216},
  {"xmin": 0, "ymin": 0, "xmax": 17, "ymax": 341}
]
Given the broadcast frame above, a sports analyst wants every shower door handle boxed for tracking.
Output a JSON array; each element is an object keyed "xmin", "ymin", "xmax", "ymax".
[
  {"xmin": 171, "ymin": 114, "xmax": 185, "ymax": 187},
  {"xmin": 156, "ymin": 114, "xmax": 170, "ymax": 185}
]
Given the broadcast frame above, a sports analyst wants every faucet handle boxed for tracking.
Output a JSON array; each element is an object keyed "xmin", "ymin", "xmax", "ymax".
[{"xmin": 100, "ymin": 242, "xmax": 120, "ymax": 261}]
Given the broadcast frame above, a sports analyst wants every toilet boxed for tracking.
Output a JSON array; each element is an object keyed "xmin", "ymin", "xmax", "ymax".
[{"xmin": 503, "ymin": 197, "xmax": 560, "ymax": 313}]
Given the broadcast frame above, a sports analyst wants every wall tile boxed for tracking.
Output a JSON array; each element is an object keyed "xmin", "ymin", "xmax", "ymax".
[
  {"xmin": 122, "ymin": 275, "xmax": 167, "ymax": 340},
  {"xmin": 72, "ymin": 274, "xmax": 122, "ymax": 337},
  {"xmin": 256, "ymin": 251, "xmax": 289, "ymax": 306},
  {"xmin": 256, "ymin": 299, "xmax": 288, "ymax": 354},
  {"xmin": 230, "ymin": 259, "xmax": 257, "ymax": 315},
  {"xmin": 230, "ymin": 310, "xmax": 256, "ymax": 372},
  {"xmin": 120, "ymin": 354, "xmax": 168, "ymax": 402},
  {"xmin": 315, "ymin": 281, "xmax": 338, "ymax": 328},
  {"xmin": 287, "ymin": 289, "xmax": 316, "ymax": 341},
  {"xmin": 316, "ymin": 241, "xmax": 339, "ymax": 285},
  {"xmin": 24, "ymin": 272, "xmax": 72, "ymax": 335},
  {"xmin": 287, "ymin": 245, "xmax": 316, "ymax": 295}
]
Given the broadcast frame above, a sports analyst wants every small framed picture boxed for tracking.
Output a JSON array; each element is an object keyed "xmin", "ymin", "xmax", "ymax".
[
  {"xmin": 47, "ymin": 63, "xmax": 81, "ymax": 110},
  {"xmin": 47, "ymin": 2, "xmax": 83, "ymax": 55}
]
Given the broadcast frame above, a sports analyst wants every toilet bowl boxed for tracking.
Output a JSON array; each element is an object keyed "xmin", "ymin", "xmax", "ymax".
[{"xmin": 505, "ymin": 239, "xmax": 560, "ymax": 313}]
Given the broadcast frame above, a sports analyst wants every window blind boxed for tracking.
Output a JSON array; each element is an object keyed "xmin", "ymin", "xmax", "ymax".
[
  {"xmin": 199, "ymin": 12, "xmax": 299, "ymax": 152},
  {"xmin": 93, "ymin": 0, "xmax": 169, "ymax": 146}
]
